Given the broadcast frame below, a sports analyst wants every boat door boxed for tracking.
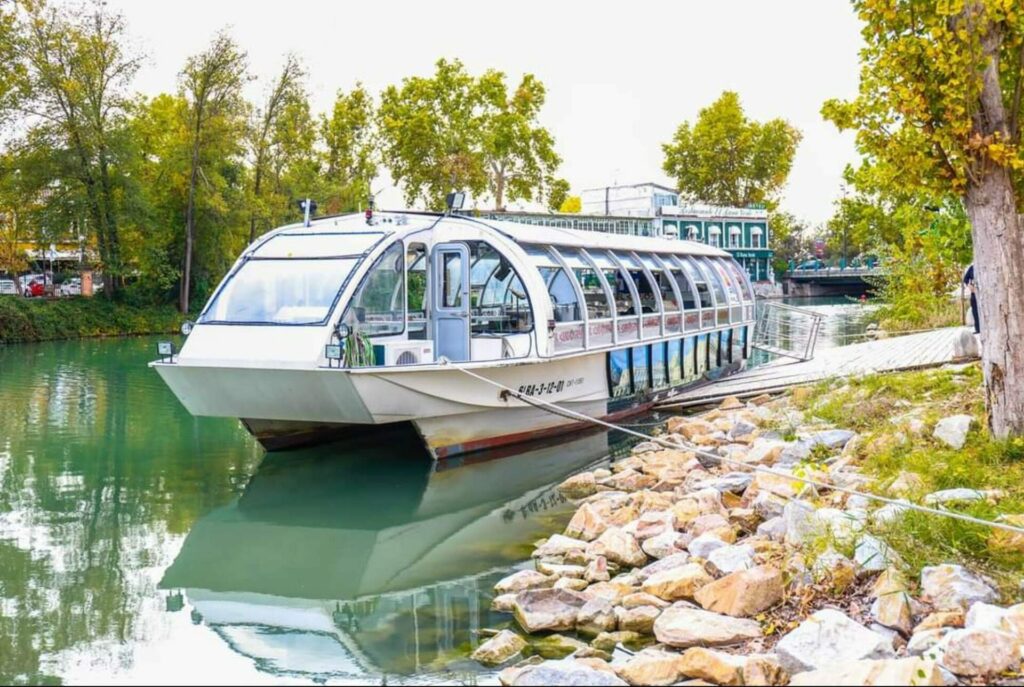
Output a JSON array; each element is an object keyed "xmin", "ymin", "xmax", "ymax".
[{"xmin": 432, "ymin": 242, "xmax": 471, "ymax": 362}]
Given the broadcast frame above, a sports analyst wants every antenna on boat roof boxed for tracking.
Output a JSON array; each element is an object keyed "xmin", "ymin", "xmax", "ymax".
[{"xmin": 297, "ymin": 198, "xmax": 317, "ymax": 227}]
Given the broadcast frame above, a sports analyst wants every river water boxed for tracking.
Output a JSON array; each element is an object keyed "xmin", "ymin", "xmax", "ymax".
[{"xmin": 0, "ymin": 297, "xmax": 871, "ymax": 684}]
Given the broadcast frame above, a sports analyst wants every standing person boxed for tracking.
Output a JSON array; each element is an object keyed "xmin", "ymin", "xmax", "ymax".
[{"xmin": 963, "ymin": 264, "xmax": 979, "ymax": 334}]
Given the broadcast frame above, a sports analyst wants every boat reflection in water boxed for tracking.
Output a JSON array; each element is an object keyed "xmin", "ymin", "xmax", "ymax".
[{"xmin": 160, "ymin": 425, "xmax": 633, "ymax": 681}]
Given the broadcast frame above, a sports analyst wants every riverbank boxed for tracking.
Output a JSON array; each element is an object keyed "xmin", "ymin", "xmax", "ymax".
[
  {"xmin": 0, "ymin": 297, "xmax": 182, "ymax": 343},
  {"xmin": 469, "ymin": 363, "xmax": 1024, "ymax": 685}
]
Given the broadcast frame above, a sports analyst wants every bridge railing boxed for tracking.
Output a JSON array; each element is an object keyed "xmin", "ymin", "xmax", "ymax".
[{"xmin": 783, "ymin": 266, "xmax": 885, "ymax": 279}]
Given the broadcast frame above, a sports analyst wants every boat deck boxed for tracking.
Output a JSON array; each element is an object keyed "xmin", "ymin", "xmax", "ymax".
[{"xmin": 658, "ymin": 326, "xmax": 973, "ymax": 409}]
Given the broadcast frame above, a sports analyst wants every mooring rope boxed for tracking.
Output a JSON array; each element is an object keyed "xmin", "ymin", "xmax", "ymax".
[{"xmin": 449, "ymin": 363, "xmax": 1024, "ymax": 536}]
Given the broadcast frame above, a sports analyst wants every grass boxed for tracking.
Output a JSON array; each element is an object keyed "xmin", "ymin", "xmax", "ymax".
[
  {"xmin": 789, "ymin": 364, "xmax": 1024, "ymax": 598},
  {"xmin": 0, "ymin": 296, "xmax": 182, "ymax": 344}
]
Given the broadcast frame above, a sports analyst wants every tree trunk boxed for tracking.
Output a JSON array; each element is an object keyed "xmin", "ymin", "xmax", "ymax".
[
  {"xmin": 494, "ymin": 167, "xmax": 505, "ymax": 211},
  {"xmin": 965, "ymin": 169, "xmax": 1024, "ymax": 437},
  {"xmin": 963, "ymin": 12, "xmax": 1024, "ymax": 438},
  {"xmin": 181, "ymin": 140, "xmax": 201, "ymax": 314}
]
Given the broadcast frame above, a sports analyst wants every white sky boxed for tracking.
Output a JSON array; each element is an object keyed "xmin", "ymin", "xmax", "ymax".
[{"xmin": 104, "ymin": 0, "xmax": 864, "ymax": 226}]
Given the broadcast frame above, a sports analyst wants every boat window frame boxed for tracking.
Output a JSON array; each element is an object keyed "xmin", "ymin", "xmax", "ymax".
[
  {"xmin": 342, "ymin": 239, "xmax": 409, "ymax": 338},
  {"xmin": 702, "ymin": 256, "xmax": 743, "ymax": 325},
  {"xmin": 692, "ymin": 255, "xmax": 731, "ymax": 326},
  {"xmin": 197, "ymin": 231, "xmax": 388, "ymax": 327},
  {"xmin": 644, "ymin": 253, "xmax": 687, "ymax": 335},
  {"xmin": 542, "ymin": 245, "xmax": 589, "ymax": 350},
  {"xmin": 669, "ymin": 254, "xmax": 716, "ymax": 329},
  {"xmin": 465, "ymin": 239, "xmax": 537, "ymax": 342},
  {"xmin": 621, "ymin": 251, "xmax": 664, "ymax": 339},
  {"xmin": 555, "ymin": 246, "xmax": 618, "ymax": 347},
  {"xmin": 588, "ymin": 249, "xmax": 642, "ymax": 343}
]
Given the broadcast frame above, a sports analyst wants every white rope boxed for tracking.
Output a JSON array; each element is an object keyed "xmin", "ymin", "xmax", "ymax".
[{"xmin": 450, "ymin": 364, "xmax": 1024, "ymax": 536}]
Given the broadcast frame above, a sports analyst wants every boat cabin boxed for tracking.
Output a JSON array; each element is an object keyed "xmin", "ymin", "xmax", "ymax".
[{"xmin": 190, "ymin": 211, "xmax": 755, "ymax": 382}]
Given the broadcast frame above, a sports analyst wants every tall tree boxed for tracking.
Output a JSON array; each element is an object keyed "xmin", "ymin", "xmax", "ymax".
[
  {"xmin": 6, "ymin": 0, "xmax": 142, "ymax": 293},
  {"xmin": 246, "ymin": 53, "xmax": 306, "ymax": 244},
  {"xmin": 822, "ymin": 0, "xmax": 1024, "ymax": 437},
  {"xmin": 178, "ymin": 31, "xmax": 248, "ymax": 313},
  {"xmin": 321, "ymin": 84, "xmax": 376, "ymax": 214},
  {"xmin": 662, "ymin": 91, "xmax": 801, "ymax": 207},
  {"xmin": 378, "ymin": 58, "xmax": 561, "ymax": 210},
  {"xmin": 546, "ymin": 177, "xmax": 570, "ymax": 212}
]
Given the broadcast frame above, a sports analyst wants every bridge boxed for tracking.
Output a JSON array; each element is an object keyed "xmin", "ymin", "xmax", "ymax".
[{"xmin": 781, "ymin": 266, "xmax": 884, "ymax": 298}]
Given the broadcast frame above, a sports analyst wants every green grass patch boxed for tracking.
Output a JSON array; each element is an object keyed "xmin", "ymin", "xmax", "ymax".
[
  {"xmin": 0, "ymin": 297, "xmax": 182, "ymax": 343},
  {"xmin": 789, "ymin": 364, "xmax": 1024, "ymax": 598}
]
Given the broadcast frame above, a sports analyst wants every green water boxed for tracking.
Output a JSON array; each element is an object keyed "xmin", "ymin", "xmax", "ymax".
[{"xmin": 0, "ymin": 297, "xmax": 873, "ymax": 684}]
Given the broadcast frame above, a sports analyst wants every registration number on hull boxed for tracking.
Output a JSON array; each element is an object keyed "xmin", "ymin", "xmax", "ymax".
[{"xmin": 517, "ymin": 376, "xmax": 585, "ymax": 397}]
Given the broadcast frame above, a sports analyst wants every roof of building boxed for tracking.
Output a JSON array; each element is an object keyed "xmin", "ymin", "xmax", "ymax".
[{"xmin": 580, "ymin": 181, "xmax": 679, "ymax": 195}]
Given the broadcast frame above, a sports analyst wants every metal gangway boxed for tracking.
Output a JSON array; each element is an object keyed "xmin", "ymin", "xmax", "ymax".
[{"xmin": 751, "ymin": 301, "xmax": 824, "ymax": 361}]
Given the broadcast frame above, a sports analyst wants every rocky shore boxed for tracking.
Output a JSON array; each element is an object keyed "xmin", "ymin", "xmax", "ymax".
[{"xmin": 469, "ymin": 377, "xmax": 1024, "ymax": 686}]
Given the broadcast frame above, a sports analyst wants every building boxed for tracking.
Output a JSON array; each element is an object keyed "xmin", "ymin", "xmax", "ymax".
[{"xmin": 501, "ymin": 183, "xmax": 774, "ymax": 283}]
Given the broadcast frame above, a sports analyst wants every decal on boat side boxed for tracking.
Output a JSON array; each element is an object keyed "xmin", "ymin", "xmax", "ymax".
[{"xmin": 517, "ymin": 376, "xmax": 585, "ymax": 396}]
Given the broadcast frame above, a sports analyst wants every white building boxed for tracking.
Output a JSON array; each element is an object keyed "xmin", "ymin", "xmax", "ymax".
[{"xmin": 581, "ymin": 182, "xmax": 680, "ymax": 218}]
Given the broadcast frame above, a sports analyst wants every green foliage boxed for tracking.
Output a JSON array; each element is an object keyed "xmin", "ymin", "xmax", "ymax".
[
  {"xmin": 378, "ymin": 58, "xmax": 561, "ymax": 210},
  {"xmin": 320, "ymin": 84, "xmax": 377, "ymax": 214},
  {"xmin": 559, "ymin": 195, "xmax": 582, "ymax": 214},
  {"xmin": 546, "ymin": 177, "xmax": 570, "ymax": 212},
  {"xmin": 0, "ymin": 297, "xmax": 181, "ymax": 343},
  {"xmin": 662, "ymin": 91, "xmax": 801, "ymax": 207}
]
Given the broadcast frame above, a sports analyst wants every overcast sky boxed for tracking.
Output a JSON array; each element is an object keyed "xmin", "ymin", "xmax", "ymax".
[{"xmin": 105, "ymin": 0, "xmax": 864, "ymax": 226}]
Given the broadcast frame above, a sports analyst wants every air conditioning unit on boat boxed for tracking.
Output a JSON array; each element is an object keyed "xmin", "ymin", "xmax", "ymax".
[{"xmin": 377, "ymin": 340, "xmax": 434, "ymax": 366}]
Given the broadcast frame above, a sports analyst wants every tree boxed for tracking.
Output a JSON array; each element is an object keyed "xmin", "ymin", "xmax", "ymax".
[
  {"xmin": 6, "ymin": 0, "xmax": 142, "ymax": 294},
  {"xmin": 662, "ymin": 91, "xmax": 801, "ymax": 207},
  {"xmin": 246, "ymin": 54, "xmax": 306, "ymax": 244},
  {"xmin": 478, "ymin": 71, "xmax": 560, "ymax": 210},
  {"xmin": 546, "ymin": 177, "xmax": 570, "ymax": 212},
  {"xmin": 321, "ymin": 84, "xmax": 376, "ymax": 214},
  {"xmin": 178, "ymin": 31, "xmax": 249, "ymax": 313},
  {"xmin": 822, "ymin": 0, "xmax": 1024, "ymax": 437},
  {"xmin": 378, "ymin": 58, "xmax": 561, "ymax": 210}
]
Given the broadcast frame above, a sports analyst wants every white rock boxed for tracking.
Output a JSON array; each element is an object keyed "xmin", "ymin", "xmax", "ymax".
[
  {"xmin": 641, "ymin": 530, "xmax": 689, "ymax": 560},
  {"xmin": 871, "ymin": 500, "xmax": 911, "ymax": 525},
  {"xmin": 932, "ymin": 415, "xmax": 973, "ymax": 449},
  {"xmin": 653, "ymin": 605, "xmax": 762, "ymax": 648},
  {"xmin": 920, "ymin": 565, "xmax": 997, "ymax": 611},
  {"xmin": 707, "ymin": 544, "xmax": 755, "ymax": 576},
  {"xmin": 534, "ymin": 534, "xmax": 589, "ymax": 558},
  {"xmin": 939, "ymin": 628, "xmax": 1020, "ymax": 677},
  {"xmin": 687, "ymin": 533, "xmax": 727, "ymax": 559},
  {"xmin": 783, "ymin": 500, "xmax": 820, "ymax": 545},
  {"xmin": 756, "ymin": 516, "xmax": 786, "ymax": 541},
  {"xmin": 510, "ymin": 659, "xmax": 628, "ymax": 686},
  {"xmin": 907, "ymin": 628, "xmax": 951, "ymax": 659},
  {"xmin": 964, "ymin": 602, "xmax": 1009, "ymax": 631},
  {"xmin": 923, "ymin": 488, "xmax": 989, "ymax": 506},
  {"xmin": 471, "ymin": 629, "xmax": 527, "ymax": 666},
  {"xmin": 854, "ymin": 534, "xmax": 898, "ymax": 572},
  {"xmin": 775, "ymin": 608, "xmax": 895, "ymax": 675}
]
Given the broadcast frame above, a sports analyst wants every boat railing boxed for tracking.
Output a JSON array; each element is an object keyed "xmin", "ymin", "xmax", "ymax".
[{"xmin": 752, "ymin": 301, "xmax": 824, "ymax": 361}]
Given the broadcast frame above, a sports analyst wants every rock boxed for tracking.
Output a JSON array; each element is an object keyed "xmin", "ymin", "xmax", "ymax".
[
  {"xmin": 783, "ymin": 500, "xmax": 820, "ymax": 546},
  {"xmin": 939, "ymin": 628, "xmax": 1020, "ymax": 677},
  {"xmin": 576, "ymin": 598, "xmax": 617, "ymax": 637},
  {"xmin": 808, "ymin": 429, "xmax": 857, "ymax": 449},
  {"xmin": 924, "ymin": 488, "xmax": 1000, "ymax": 506},
  {"xmin": 559, "ymin": 471, "xmax": 599, "ymax": 499},
  {"xmin": 907, "ymin": 628, "xmax": 951, "ymax": 658},
  {"xmin": 510, "ymin": 659, "xmax": 629, "ymax": 686},
  {"xmin": 812, "ymin": 548, "xmax": 857, "ymax": 591},
  {"xmin": 512, "ymin": 588, "xmax": 588, "ymax": 633},
  {"xmin": 495, "ymin": 570, "xmax": 556, "ymax": 594},
  {"xmin": 744, "ymin": 439, "xmax": 786, "ymax": 466},
  {"xmin": 719, "ymin": 395, "xmax": 744, "ymax": 410},
  {"xmin": 585, "ymin": 580, "xmax": 636, "ymax": 605},
  {"xmin": 964, "ymin": 601, "xmax": 1009, "ymax": 632},
  {"xmin": 634, "ymin": 510, "xmax": 676, "ymax": 541},
  {"xmin": 492, "ymin": 593, "xmax": 517, "ymax": 612},
  {"xmin": 555, "ymin": 577, "xmax": 589, "ymax": 592},
  {"xmin": 591, "ymin": 630, "xmax": 645, "ymax": 651},
  {"xmin": 694, "ymin": 566, "xmax": 784, "ymax": 618},
  {"xmin": 933, "ymin": 415, "xmax": 973, "ymax": 449},
  {"xmin": 888, "ymin": 471, "xmax": 926, "ymax": 497},
  {"xmin": 585, "ymin": 556, "xmax": 611, "ymax": 583},
  {"xmin": 707, "ymin": 544, "xmax": 755, "ymax": 576},
  {"xmin": 616, "ymin": 605, "xmax": 661, "ymax": 634},
  {"xmin": 535, "ymin": 534, "xmax": 590, "ymax": 559},
  {"xmin": 677, "ymin": 648, "xmax": 746, "ymax": 686},
  {"xmin": 728, "ymin": 419, "xmax": 758, "ymax": 442},
  {"xmin": 607, "ymin": 469, "xmax": 657, "ymax": 493},
  {"xmin": 641, "ymin": 563, "xmax": 713, "ymax": 601},
  {"xmin": 997, "ymin": 603, "xmax": 1024, "ymax": 641},
  {"xmin": 854, "ymin": 534, "xmax": 898, "ymax": 573},
  {"xmin": 672, "ymin": 489, "xmax": 724, "ymax": 526},
  {"xmin": 669, "ymin": 417, "xmax": 718, "ymax": 440},
  {"xmin": 756, "ymin": 516, "xmax": 786, "ymax": 541},
  {"xmin": 915, "ymin": 611, "xmax": 964, "ymax": 632},
  {"xmin": 743, "ymin": 655, "xmax": 789, "ymax": 686},
  {"xmin": 698, "ymin": 472, "xmax": 754, "ymax": 495},
  {"xmin": 588, "ymin": 528, "xmax": 647, "ymax": 568},
  {"xmin": 565, "ymin": 503, "xmax": 610, "ymax": 542},
  {"xmin": 777, "ymin": 441, "xmax": 812, "ymax": 467},
  {"xmin": 688, "ymin": 512, "xmax": 735, "ymax": 539},
  {"xmin": 871, "ymin": 591, "xmax": 916, "ymax": 635},
  {"xmin": 498, "ymin": 656, "xmax": 545, "ymax": 686},
  {"xmin": 537, "ymin": 562, "xmax": 587, "ymax": 578},
  {"xmin": 871, "ymin": 500, "xmax": 910, "ymax": 526},
  {"xmin": 653, "ymin": 606, "xmax": 762, "ymax": 648},
  {"xmin": 641, "ymin": 530, "xmax": 690, "ymax": 559},
  {"xmin": 688, "ymin": 533, "xmax": 728, "ymax": 559},
  {"xmin": 530, "ymin": 634, "xmax": 589, "ymax": 660},
  {"xmin": 614, "ymin": 648, "xmax": 689, "ymax": 686},
  {"xmin": 920, "ymin": 564, "xmax": 997, "ymax": 611},
  {"xmin": 638, "ymin": 552, "xmax": 691, "ymax": 579},
  {"xmin": 788, "ymin": 658, "xmax": 944, "ymax": 686},
  {"xmin": 775, "ymin": 609, "xmax": 895, "ymax": 675},
  {"xmin": 987, "ymin": 514, "xmax": 1024, "ymax": 553},
  {"xmin": 632, "ymin": 441, "xmax": 661, "ymax": 455},
  {"xmin": 472, "ymin": 629, "xmax": 528, "ymax": 666},
  {"xmin": 726, "ymin": 507, "xmax": 761, "ymax": 533}
]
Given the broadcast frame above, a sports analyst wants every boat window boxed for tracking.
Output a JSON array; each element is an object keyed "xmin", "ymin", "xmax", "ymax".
[
  {"xmin": 407, "ymin": 243, "xmax": 427, "ymax": 337},
  {"xmin": 253, "ymin": 232, "xmax": 382, "ymax": 258},
  {"xmin": 589, "ymin": 251, "xmax": 639, "ymax": 317},
  {"xmin": 539, "ymin": 266, "xmax": 582, "ymax": 322},
  {"xmin": 707, "ymin": 257, "xmax": 742, "ymax": 305},
  {"xmin": 469, "ymin": 242, "xmax": 532, "ymax": 334},
  {"xmin": 725, "ymin": 258, "xmax": 755, "ymax": 302},
  {"xmin": 619, "ymin": 253, "xmax": 660, "ymax": 314},
  {"xmin": 697, "ymin": 257, "xmax": 729, "ymax": 305},
  {"xmin": 442, "ymin": 252, "xmax": 463, "ymax": 308},
  {"xmin": 559, "ymin": 249, "xmax": 613, "ymax": 320},
  {"xmin": 199, "ymin": 257, "xmax": 358, "ymax": 325},
  {"xmin": 639, "ymin": 255, "xmax": 679, "ymax": 312},
  {"xmin": 677, "ymin": 257, "xmax": 713, "ymax": 309},
  {"xmin": 344, "ymin": 241, "xmax": 406, "ymax": 336}
]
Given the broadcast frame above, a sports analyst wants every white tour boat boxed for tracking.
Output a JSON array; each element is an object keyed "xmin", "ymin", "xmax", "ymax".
[{"xmin": 152, "ymin": 206, "xmax": 757, "ymax": 458}]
